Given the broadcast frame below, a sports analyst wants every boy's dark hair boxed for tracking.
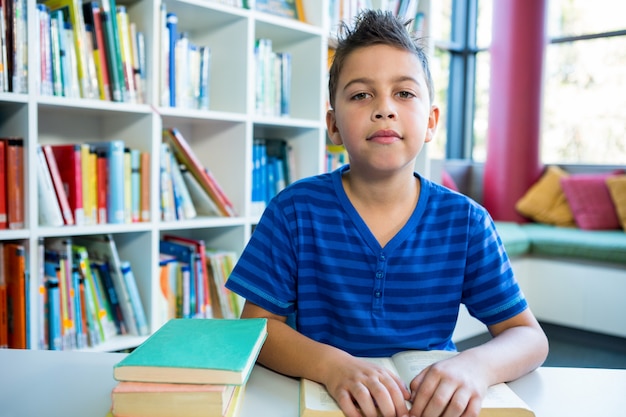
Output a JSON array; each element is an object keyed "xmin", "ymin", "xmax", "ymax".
[{"xmin": 328, "ymin": 9, "xmax": 434, "ymax": 109}]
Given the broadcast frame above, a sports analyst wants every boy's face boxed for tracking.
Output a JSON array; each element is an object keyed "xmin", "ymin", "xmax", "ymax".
[{"xmin": 326, "ymin": 44, "xmax": 438, "ymax": 176}]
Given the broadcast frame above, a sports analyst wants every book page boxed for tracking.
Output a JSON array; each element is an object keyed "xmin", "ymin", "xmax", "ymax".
[
  {"xmin": 390, "ymin": 350, "xmax": 534, "ymax": 416},
  {"xmin": 390, "ymin": 350, "xmax": 458, "ymax": 386},
  {"xmin": 300, "ymin": 378, "xmax": 342, "ymax": 416}
]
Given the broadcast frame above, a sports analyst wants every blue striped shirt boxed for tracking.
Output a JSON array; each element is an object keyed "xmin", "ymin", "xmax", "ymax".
[{"xmin": 226, "ymin": 165, "xmax": 527, "ymax": 357}]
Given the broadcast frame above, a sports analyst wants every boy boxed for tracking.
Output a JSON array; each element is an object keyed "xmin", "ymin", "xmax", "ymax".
[{"xmin": 226, "ymin": 9, "xmax": 548, "ymax": 417}]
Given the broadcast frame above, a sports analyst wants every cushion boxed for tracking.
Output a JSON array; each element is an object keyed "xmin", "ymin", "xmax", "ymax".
[
  {"xmin": 606, "ymin": 175, "xmax": 626, "ymax": 231},
  {"xmin": 560, "ymin": 173, "xmax": 621, "ymax": 230},
  {"xmin": 441, "ymin": 170, "xmax": 459, "ymax": 192},
  {"xmin": 515, "ymin": 166, "xmax": 575, "ymax": 227},
  {"xmin": 521, "ymin": 223, "xmax": 626, "ymax": 265}
]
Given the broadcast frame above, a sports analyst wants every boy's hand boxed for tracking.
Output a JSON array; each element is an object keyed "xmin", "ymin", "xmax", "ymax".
[
  {"xmin": 408, "ymin": 354, "xmax": 487, "ymax": 417},
  {"xmin": 323, "ymin": 354, "xmax": 411, "ymax": 417}
]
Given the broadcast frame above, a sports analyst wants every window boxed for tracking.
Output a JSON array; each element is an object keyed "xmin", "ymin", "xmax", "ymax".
[
  {"xmin": 433, "ymin": 0, "xmax": 626, "ymax": 165},
  {"xmin": 542, "ymin": 0, "xmax": 626, "ymax": 164}
]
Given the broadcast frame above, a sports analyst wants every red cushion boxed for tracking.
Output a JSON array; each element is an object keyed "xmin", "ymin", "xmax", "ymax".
[{"xmin": 560, "ymin": 172, "xmax": 622, "ymax": 230}]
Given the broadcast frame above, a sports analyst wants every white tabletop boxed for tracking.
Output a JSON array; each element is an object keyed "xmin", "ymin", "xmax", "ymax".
[{"xmin": 1, "ymin": 349, "xmax": 625, "ymax": 417}]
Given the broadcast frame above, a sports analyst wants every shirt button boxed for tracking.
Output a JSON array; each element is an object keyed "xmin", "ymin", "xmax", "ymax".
[
  {"xmin": 374, "ymin": 290, "xmax": 382, "ymax": 298},
  {"xmin": 376, "ymin": 271, "xmax": 383, "ymax": 279}
]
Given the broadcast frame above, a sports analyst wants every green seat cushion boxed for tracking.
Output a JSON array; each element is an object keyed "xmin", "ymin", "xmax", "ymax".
[
  {"xmin": 521, "ymin": 223, "xmax": 626, "ymax": 265},
  {"xmin": 494, "ymin": 221, "xmax": 530, "ymax": 257}
]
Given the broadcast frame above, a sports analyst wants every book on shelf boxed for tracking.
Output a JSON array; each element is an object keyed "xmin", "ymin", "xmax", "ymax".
[
  {"xmin": 119, "ymin": 261, "xmax": 149, "ymax": 336},
  {"xmin": 0, "ymin": 140, "xmax": 5, "ymax": 228},
  {"xmin": 45, "ymin": 237, "xmax": 79, "ymax": 350},
  {"xmin": 99, "ymin": 0, "xmax": 125, "ymax": 102},
  {"xmin": 254, "ymin": 0, "xmax": 304, "ymax": 21},
  {"xmin": 91, "ymin": 259, "xmax": 127, "ymax": 336},
  {"xmin": 96, "ymin": 148, "xmax": 108, "ymax": 223},
  {"xmin": 73, "ymin": 244, "xmax": 118, "ymax": 344},
  {"xmin": 80, "ymin": 144, "xmax": 97, "ymax": 225},
  {"xmin": 166, "ymin": 12, "xmax": 177, "ymax": 107},
  {"xmin": 0, "ymin": 243, "xmax": 7, "ymax": 348},
  {"xmin": 116, "ymin": 5, "xmax": 138, "ymax": 103},
  {"xmin": 43, "ymin": 258, "xmax": 63, "ymax": 350},
  {"xmin": 180, "ymin": 164, "xmax": 221, "ymax": 217},
  {"xmin": 111, "ymin": 381, "xmax": 237, "ymax": 417},
  {"xmin": 44, "ymin": 0, "xmax": 97, "ymax": 99},
  {"xmin": 74, "ymin": 234, "xmax": 141, "ymax": 336},
  {"xmin": 50, "ymin": 143, "xmax": 85, "ymax": 226},
  {"xmin": 139, "ymin": 151, "xmax": 151, "ymax": 222},
  {"xmin": 123, "ymin": 147, "xmax": 132, "ymax": 223},
  {"xmin": 300, "ymin": 350, "xmax": 535, "ymax": 417},
  {"xmin": 4, "ymin": 242, "xmax": 27, "ymax": 349},
  {"xmin": 159, "ymin": 239, "xmax": 197, "ymax": 319},
  {"xmin": 206, "ymin": 250, "xmax": 241, "ymax": 319},
  {"xmin": 162, "ymin": 234, "xmax": 212, "ymax": 319},
  {"xmin": 89, "ymin": 140, "xmax": 125, "ymax": 224},
  {"xmin": 113, "ymin": 318, "xmax": 268, "ymax": 385},
  {"xmin": 163, "ymin": 127, "xmax": 237, "ymax": 217},
  {"xmin": 4, "ymin": 137, "xmax": 25, "ymax": 229},
  {"xmin": 41, "ymin": 144, "xmax": 75, "ymax": 226},
  {"xmin": 83, "ymin": 1, "xmax": 112, "ymax": 101}
]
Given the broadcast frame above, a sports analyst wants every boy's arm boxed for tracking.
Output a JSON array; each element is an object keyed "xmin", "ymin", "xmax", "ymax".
[
  {"xmin": 240, "ymin": 301, "xmax": 411, "ymax": 417},
  {"xmin": 409, "ymin": 308, "xmax": 548, "ymax": 417}
]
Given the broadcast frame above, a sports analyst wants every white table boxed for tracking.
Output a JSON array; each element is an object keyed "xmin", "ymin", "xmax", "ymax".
[{"xmin": 1, "ymin": 349, "xmax": 625, "ymax": 417}]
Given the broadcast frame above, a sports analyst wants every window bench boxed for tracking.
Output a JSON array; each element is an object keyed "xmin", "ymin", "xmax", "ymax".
[{"xmin": 453, "ymin": 222, "xmax": 626, "ymax": 342}]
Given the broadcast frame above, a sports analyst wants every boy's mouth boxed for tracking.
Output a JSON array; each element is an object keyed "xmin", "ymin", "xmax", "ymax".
[{"xmin": 367, "ymin": 129, "xmax": 401, "ymax": 144}]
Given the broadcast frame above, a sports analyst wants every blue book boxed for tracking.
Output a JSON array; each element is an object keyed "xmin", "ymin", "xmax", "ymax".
[
  {"xmin": 44, "ymin": 262, "xmax": 62, "ymax": 351},
  {"xmin": 166, "ymin": 12, "xmax": 178, "ymax": 107},
  {"xmin": 119, "ymin": 261, "xmax": 148, "ymax": 336},
  {"xmin": 91, "ymin": 260, "xmax": 126, "ymax": 335},
  {"xmin": 89, "ymin": 140, "xmax": 125, "ymax": 224}
]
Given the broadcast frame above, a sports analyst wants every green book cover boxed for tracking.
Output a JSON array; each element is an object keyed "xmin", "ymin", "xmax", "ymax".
[{"xmin": 113, "ymin": 318, "xmax": 267, "ymax": 385}]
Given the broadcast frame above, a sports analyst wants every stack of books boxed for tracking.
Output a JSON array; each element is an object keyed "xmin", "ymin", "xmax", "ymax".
[{"xmin": 110, "ymin": 318, "xmax": 267, "ymax": 417}]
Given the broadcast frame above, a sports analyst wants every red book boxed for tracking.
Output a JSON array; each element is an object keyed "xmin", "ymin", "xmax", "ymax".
[
  {"xmin": 163, "ymin": 128, "xmax": 237, "ymax": 217},
  {"xmin": 41, "ymin": 145, "xmax": 75, "ymax": 226},
  {"xmin": 0, "ymin": 242, "xmax": 7, "ymax": 348},
  {"xmin": 0, "ymin": 140, "xmax": 7, "ymax": 229},
  {"xmin": 5, "ymin": 242, "xmax": 27, "ymax": 349},
  {"xmin": 96, "ymin": 149, "xmax": 108, "ymax": 224},
  {"xmin": 51, "ymin": 144, "xmax": 85, "ymax": 225},
  {"xmin": 5, "ymin": 138, "xmax": 25, "ymax": 229}
]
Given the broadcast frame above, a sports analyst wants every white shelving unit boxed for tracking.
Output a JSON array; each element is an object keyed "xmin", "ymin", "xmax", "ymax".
[
  {"xmin": 0, "ymin": 0, "xmax": 328, "ymax": 352},
  {"xmin": 0, "ymin": 0, "xmax": 432, "ymax": 352}
]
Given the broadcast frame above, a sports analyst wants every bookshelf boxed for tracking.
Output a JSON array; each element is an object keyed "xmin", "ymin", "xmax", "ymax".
[{"xmin": 0, "ymin": 0, "xmax": 431, "ymax": 352}]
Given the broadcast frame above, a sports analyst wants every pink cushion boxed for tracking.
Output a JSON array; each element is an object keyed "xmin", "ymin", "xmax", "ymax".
[{"xmin": 560, "ymin": 173, "xmax": 622, "ymax": 230}]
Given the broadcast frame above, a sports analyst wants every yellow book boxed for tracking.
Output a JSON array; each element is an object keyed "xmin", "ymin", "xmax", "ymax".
[{"xmin": 80, "ymin": 144, "xmax": 96, "ymax": 225}]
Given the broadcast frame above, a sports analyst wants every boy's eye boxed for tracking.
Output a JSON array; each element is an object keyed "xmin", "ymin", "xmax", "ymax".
[
  {"xmin": 351, "ymin": 92, "xmax": 370, "ymax": 101},
  {"xmin": 397, "ymin": 91, "xmax": 416, "ymax": 99}
]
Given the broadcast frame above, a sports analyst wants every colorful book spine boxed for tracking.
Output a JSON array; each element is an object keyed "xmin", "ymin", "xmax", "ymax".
[
  {"xmin": 130, "ymin": 148, "xmax": 141, "ymax": 222},
  {"xmin": 5, "ymin": 137, "xmax": 25, "ymax": 229},
  {"xmin": 116, "ymin": 6, "xmax": 137, "ymax": 103},
  {"xmin": 34, "ymin": 147, "xmax": 54, "ymax": 232},
  {"xmin": 90, "ymin": 140, "xmax": 125, "ymax": 224},
  {"xmin": 5, "ymin": 243, "xmax": 27, "ymax": 349},
  {"xmin": 83, "ymin": 1, "xmax": 112, "ymax": 100},
  {"xmin": 0, "ymin": 140, "xmax": 5, "ymax": 229},
  {"xmin": 166, "ymin": 12, "xmax": 178, "ymax": 107},
  {"xmin": 139, "ymin": 151, "xmax": 151, "ymax": 222},
  {"xmin": 51, "ymin": 144, "xmax": 85, "ymax": 226},
  {"xmin": 41, "ymin": 145, "xmax": 75, "ymax": 226},
  {"xmin": 44, "ymin": 262, "xmax": 62, "ymax": 350},
  {"xmin": 120, "ymin": 261, "xmax": 148, "ymax": 336},
  {"xmin": 0, "ymin": 243, "xmax": 7, "ymax": 347},
  {"xmin": 99, "ymin": 0, "xmax": 124, "ymax": 101}
]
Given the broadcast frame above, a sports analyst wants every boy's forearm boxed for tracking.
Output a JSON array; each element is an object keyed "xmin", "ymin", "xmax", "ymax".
[
  {"xmin": 256, "ymin": 317, "xmax": 350, "ymax": 383},
  {"xmin": 462, "ymin": 311, "xmax": 549, "ymax": 386}
]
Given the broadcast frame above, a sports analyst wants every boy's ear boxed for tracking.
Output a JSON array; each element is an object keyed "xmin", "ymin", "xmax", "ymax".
[
  {"xmin": 424, "ymin": 105, "xmax": 440, "ymax": 144},
  {"xmin": 326, "ymin": 109, "xmax": 343, "ymax": 145}
]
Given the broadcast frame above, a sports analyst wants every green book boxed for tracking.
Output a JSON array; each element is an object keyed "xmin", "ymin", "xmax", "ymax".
[{"xmin": 113, "ymin": 318, "xmax": 267, "ymax": 385}]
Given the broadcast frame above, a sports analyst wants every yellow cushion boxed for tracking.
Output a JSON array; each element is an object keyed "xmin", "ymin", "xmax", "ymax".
[
  {"xmin": 515, "ymin": 166, "xmax": 575, "ymax": 227},
  {"xmin": 606, "ymin": 175, "xmax": 626, "ymax": 232}
]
